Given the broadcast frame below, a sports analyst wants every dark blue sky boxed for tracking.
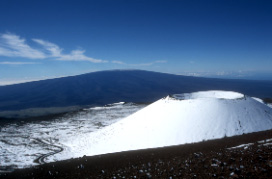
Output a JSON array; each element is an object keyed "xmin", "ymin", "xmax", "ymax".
[{"xmin": 0, "ymin": 0, "xmax": 272, "ymax": 84}]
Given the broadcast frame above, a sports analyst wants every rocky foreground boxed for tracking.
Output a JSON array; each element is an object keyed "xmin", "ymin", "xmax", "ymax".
[{"xmin": 1, "ymin": 129, "xmax": 272, "ymax": 179}]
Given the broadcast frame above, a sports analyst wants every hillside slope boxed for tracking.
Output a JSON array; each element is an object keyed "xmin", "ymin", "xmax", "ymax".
[
  {"xmin": 51, "ymin": 91, "xmax": 272, "ymax": 161},
  {"xmin": 0, "ymin": 70, "xmax": 272, "ymax": 117},
  {"xmin": 3, "ymin": 129, "xmax": 272, "ymax": 179}
]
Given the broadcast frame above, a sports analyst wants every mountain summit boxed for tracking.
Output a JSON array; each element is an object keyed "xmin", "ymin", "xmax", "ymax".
[{"xmin": 67, "ymin": 90, "xmax": 272, "ymax": 157}]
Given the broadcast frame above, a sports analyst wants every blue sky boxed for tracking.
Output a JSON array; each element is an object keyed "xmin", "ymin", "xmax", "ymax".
[{"xmin": 0, "ymin": 0, "xmax": 272, "ymax": 84}]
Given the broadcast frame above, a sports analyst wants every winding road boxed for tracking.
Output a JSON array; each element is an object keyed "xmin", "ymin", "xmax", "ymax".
[{"xmin": 33, "ymin": 138, "xmax": 64, "ymax": 164}]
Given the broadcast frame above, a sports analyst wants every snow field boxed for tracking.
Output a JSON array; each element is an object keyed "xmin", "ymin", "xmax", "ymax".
[{"xmin": 65, "ymin": 91, "xmax": 272, "ymax": 158}]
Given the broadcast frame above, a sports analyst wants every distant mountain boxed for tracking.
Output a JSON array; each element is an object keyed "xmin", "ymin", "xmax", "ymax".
[
  {"xmin": 55, "ymin": 91, "xmax": 272, "ymax": 158},
  {"xmin": 0, "ymin": 70, "xmax": 272, "ymax": 118}
]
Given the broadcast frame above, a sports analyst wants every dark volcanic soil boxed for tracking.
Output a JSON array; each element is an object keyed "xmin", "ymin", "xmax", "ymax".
[{"xmin": 1, "ymin": 130, "xmax": 272, "ymax": 179}]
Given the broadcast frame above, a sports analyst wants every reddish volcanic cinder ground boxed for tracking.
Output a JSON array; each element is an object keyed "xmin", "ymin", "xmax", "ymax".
[{"xmin": 1, "ymin": 129, "xmax": 272, "ymax": 179}]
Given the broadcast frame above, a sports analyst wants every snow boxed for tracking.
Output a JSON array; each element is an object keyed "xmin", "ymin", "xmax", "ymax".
[
  {"xmin": 252, "ymin": 97, "xmax": 264, "ymax": 104},
  {"xmin": 57, "ymin": 90, "xmax": 272, "ymax": 159},
  {"xmin": 227, "ymin": 143, "xmax": 254, "ymax": 150},
  {"xmin": 251, "ymin": 97, "xmax": 272, "ymax": 108},
  {"xmin": 2, "ymin": 90, "xmax": 272, "ymax": 169},
  {"xmin": 173, "ymin": 90, "xmax": 244, "ymax": 100},
  {"xmin": 0, "ymin": 103, "xmax": 145, "ymax": 170}
]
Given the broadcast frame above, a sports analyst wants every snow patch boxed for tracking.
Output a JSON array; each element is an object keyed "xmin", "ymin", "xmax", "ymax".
[
  {"xmin": 172, "ymin": 91, "xmax": 244, "ymax": 100},
  {"xmin": 252, "ymin": 97, "xmax": 264, "ymax": 104},
  {"xmin": 228, "ymin": 143, "xmax": 254, "ymax": 150}
]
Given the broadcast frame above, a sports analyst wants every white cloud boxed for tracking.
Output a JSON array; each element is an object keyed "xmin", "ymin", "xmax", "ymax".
[
  {"xmin": 111, "ymin": 60, "xmax": 167, "ymax": 66},
  {"xmin": 179, "ymin": 70, "xmax": 252, "ymax": 79},
  {"xmin": 0, "ymin": 33, "xmax": 167, "ymax": 65},
  {"xmin": 33, "ymin": 38, "xmax": 106, "ymax": 63},
  {"xmin": 130, "ymin": 60, "xmax": 167, "ymax": 67},
  {"xmin": 56, "ymin": 50, "xmax": 107, "ymax": 63},
  {"xmin": 32, "ymin": 39, "xmax": 62, "ymax": 57},
  {"xmin": 0, "ymin": 33, "xmax": 46, "ymax": 59},
  {"xmin": 112, "ymin": 60, "xmax": 125, "ymax": 64},
  {"xmin": 154, "ymin": 60, "xmax": 167, "ymax": 63},
  {"xmin": 0, "ymin": 61, "xmax": 39, "ymax": 65},
  {"xmin": 0, "ymin": 33, "xmax": 168, "ymax": 65},
  {"xmin": 189, "ymin": 60, "xmax": 195, "ymax": 64},
  {"xmin": 0, "ymin": 33, "xmax": 106, "ymax": 63}
]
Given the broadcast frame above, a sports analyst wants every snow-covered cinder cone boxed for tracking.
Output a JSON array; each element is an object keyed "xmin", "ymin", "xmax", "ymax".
[{"xmin": 72, "ymin": 91, "xmax": 272, "ymax": 157}]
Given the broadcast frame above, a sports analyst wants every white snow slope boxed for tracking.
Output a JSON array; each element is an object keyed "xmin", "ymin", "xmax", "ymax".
[{"xmin": 56, "ymin": 91, "xmax": 272, "ymax": 160}]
